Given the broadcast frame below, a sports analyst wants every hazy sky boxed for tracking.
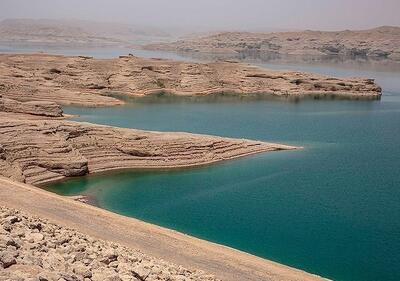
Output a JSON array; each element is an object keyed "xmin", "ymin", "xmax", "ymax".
[{"xmin": 1, "ymin": 0, "xmax": 399, "ymax": 32}]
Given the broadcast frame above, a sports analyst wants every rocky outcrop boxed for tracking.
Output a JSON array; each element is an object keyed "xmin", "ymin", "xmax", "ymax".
[
  {"xmin": 0, "ymin": 113, "xmax": 295, "ymax": 185},
  {"xmin": 0, "ymin": 54, "xmax": 381, "ymax": 107},
  {"xmin": 0, "ymin": 96, "xmax": 63, "ymax": 117},
  {"xmin": 145, "ymin": 26, "xmax": 400, "ymax": 62},
  {"xmin": 0, "ymin": 205, "xmax": 220, "ymax": 281}
]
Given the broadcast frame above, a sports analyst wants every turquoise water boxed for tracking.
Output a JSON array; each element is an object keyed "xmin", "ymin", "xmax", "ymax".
[
  {"xmin": 46, "ymin": 63, "xmax": 400, "ymax": 281},
  {"xmin": 0, "ymin": 44, "xmax": 195, "ymax": 61}
]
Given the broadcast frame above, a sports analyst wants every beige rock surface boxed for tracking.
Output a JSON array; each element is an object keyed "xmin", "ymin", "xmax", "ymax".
[
  {"xmin": 0, "ymin": 205, "xmax": 219, "ymax": 281},
  {"xmin": 0, "ymin": 112, "xmax": 296, "ymax": 185},
  {"xmin": 145, "ymin": 26, "xmax": 400, "ymax": 62},
  {"xmin": 0, "ymin": 54, "xmax": 381, "ymax": 107},
  {"xmin": 0, "ymin": 178, "xmax": 329, "ymax": 281},
  {"xmin": 0, "ymin": 95, "xmax": 63, "ymax": 117},
  {"xmin": 0, "ymin": 52, "xmax": 368, "ymax": 281}
]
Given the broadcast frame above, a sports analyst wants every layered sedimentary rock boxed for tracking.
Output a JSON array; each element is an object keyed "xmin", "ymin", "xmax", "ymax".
[
  {"xmin": 0, "ymin": 113, "xmax": 294, "ymax": 185},
  {"xmin": 0, "ymin": 205, "xmax": 219, "ymax": 281},
  {"xmin": 145, "ymin": 26, "xmax": 400, "ymax": 62},
  {"xmin": 0, "ymin": 96, "xmax": 63, "ymax": 117},
  {"xmin": 0, "ymin": 53, "xmax": 336, "ymax": 281},
  {"xmin": 0, "ymin": 54, "xmax": 381, "ymax": 107}
]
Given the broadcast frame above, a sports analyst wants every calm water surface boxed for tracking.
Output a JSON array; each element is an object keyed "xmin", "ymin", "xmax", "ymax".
[
  {"xmin": 46, "ymin": 58, "xmax": 400, "ymax": 281},
  {"xmin": 0, "ymin": 44, "xmax": 195, "ymax": 61}
]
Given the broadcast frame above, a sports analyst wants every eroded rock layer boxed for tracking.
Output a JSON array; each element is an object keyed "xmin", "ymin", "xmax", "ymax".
[
  {"xmin": 0, "ymin": 113, "xmax": 294, "ymax": 185},
  {"xmin": 0, "ymin": 95, "xmax": 63, "ymax": 117},
  {"xmin": 145, "ymin": 26, "xmax": 400, "ymax": 62},
  {"xmin": 0, "ymin": 54, "xmax": 381, "ymax": 107}
]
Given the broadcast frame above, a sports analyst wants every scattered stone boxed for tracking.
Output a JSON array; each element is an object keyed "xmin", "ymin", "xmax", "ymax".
[
  {"xmin": 0, "ymin": 205, "xmax": 220, "ymax": 281},
  {"xmin": 26, "ymin": 232, "xmax": 44, "ymax": 243},
  {"xmin": 0, "ymin": 250, "xmax": 17, "ymax": 268},
  {"xmin": 29, "ymin": 222, "xmax": 43, "ymax": 231},
  {"xmin": 100, "ymin": 249, "xmax": 118, "ymax": 265},
  {"xmin": 8, "ymin": 216, "xmax": 21, "ymax": 224},
  {"xmin": 6, "ymin": 237, "xmax": 20, "ymax": 249}
]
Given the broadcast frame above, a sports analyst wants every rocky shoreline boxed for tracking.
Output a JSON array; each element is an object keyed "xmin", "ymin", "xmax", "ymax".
[
  {"xmin": 0, "ymin": 205, "xmax": 220, "ymax": 281},
  {"xmin": 144, "ymin": 26, "xmax": 400, "ymax": 62},
  {"xmin": 0, "ymin": 177, "xmax": 328, "ymax": 281},
  {"xmin": 0, "ymin": 54, "xmax": 381, "ymax": 108},
  {"xmin": 0, "ymin": 111, "xmax": 293, "ymax": 185},
  {"xmin": 0, "ymin": 53, "xmax": 381, "ymax": 185},
  {"xmin": 0, "ymin": 52, "xmax": 380, "ymax": 281}
]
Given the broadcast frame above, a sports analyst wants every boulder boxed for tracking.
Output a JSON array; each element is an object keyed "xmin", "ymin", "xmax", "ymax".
[{"xmin": 0, "ymin": 250, "xmax": 17, "ymax": 268}]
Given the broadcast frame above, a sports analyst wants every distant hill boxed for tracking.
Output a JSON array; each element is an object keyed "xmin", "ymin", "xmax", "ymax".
[
  {"xmin": 0, "ymin": 19, "xmax": 172, "ymax": 47},
  {"xmin": 144, "ymin": 26, "xmax": 400, "ymax": 62}
]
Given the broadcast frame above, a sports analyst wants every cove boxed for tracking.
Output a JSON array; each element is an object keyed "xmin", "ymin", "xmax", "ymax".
[{"xmin": 45, "ymin": 62, "xmax": 400, "ymax": 281}]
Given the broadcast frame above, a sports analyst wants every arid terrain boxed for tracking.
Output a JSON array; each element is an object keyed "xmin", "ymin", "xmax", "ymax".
[
  {"xmin": 145, "ymin": 26, "xmax": 400, "ymax": 62},
  {"xmin": 0, "ymin": 177, "xmax": 328, "ymax": 281},
  {"xmin": 0, "ymin": 54, "xmax": 381, "ymax": 108},
  {"xmin": 0, "ymin": 205, "xmax": 220, "ymax": 281},
  {"xmin": 0, "ymin": 52, "xmax": 383, "ymax": 281},
  {"xmin": 0, "ymin": 110, "xmax": 292, "ymax": 185},
  {"xmin": 0, "ymin": 52, "xmax": 383, "ymax": 186},
  {"xmin": 0, "ymin": 19, "xmax": 171, "ymax": 47},
  {"xmin": 0, "ymin": 0, "xmax": 398, "ymax": 278}
]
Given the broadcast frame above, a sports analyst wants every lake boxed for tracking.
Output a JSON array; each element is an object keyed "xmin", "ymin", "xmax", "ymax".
[{"xmin": 42, "ymin": 52, "xmax": 400, "ymax": 281}]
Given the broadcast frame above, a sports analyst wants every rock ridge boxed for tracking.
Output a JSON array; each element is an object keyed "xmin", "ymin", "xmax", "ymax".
[
  {"xmin": 0, "ymin": 114, "xmax": 295, "ymax": 185},
  {"xmin": 144, "ymin": 26, "xmax": 400, "ymax": 62},
  {"xmin": 0, "ymin": 54, "xmax": 381, "ymax": 108},
  {"xmin": 0, "ymin": 96, "xmax": 63, "ymax": 117}
]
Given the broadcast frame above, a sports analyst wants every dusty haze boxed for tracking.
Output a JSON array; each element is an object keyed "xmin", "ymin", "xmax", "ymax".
[{"xmin": 0, "ymin": 0, "xmax": 399, "ymax": 34}]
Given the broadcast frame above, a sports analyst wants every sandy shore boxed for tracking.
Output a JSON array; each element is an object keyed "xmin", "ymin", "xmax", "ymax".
[{"xmin": 0, "ymin": 176, "xmax": 328, "ymax": 281}]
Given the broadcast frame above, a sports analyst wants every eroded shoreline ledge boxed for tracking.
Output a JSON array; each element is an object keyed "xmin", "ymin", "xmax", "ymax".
[
  {"xmin": 0, "ymin": 112, "xmax": 297, "ymax": 185},
  {"xmin": 144, "ymin": 26, "xmax": 400, "ymax": 62},
  {"xmin": 0, "ymin": 52, "xmax": 374, "ymax": 281},
  {"xmin": 0, "ymin": 53, "xmax": 381, "ymax": 107}
]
